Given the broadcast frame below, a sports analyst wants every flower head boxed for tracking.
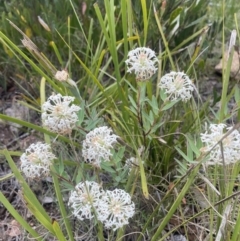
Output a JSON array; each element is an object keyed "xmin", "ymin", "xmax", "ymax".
[
  {"xmin": 54, "ymin": 70, "xmax": 77, "ymax": 87},
  {"xmin": 42, "ymin": 93, "xmax": 80, "ymax": 135},
  {"xmin": 20, "ymin": 142, "xmax": 56, "ymax": 179},
  {"xmin": 98, "ymin": 189, "xmax": 135, "ymax": 231},
  {"xmin": 54, "ymin": 70, "xmax": 69, "ymax": 82},
  {"xmin": 200, "ymin": 123, "xmax": 240, "ymax": 165},
  {"xmin": 82, "ymin": 126, "xmax": 119, "ymax": 167},
  {"xmin": 68, "ymin": 181, "xmax": 107, "ymax": 221},
  {"xmin": 125, "ymin": 47, "xmax": 159, "ymax": 81},
  {"xmin": 158, "ymin": 71, "xmax": 194, "ymax": 102}
]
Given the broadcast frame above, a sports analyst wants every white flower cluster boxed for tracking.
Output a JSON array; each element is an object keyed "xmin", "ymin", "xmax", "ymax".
[
  {"xmin": 82, "ymin": 126, "xmax": 119, "ymax": 167},
  {"xmin": 101, "ymin": 189, "xmax": 135, "ymax": 230},
  {"xmin": 68, "ymin": 181, "xmax": 108, "ymax": 221},
  {"xmin": 42, "ymin": 93, "xmax": 80, "ymax": 135},
  {"xmin": 200, "ymin": 123, "xmax": 240, "ymax": 165},
  {"xmin": 158, "ymin": 71, "xmax": 194, "ymax": 102},
  {"xmin": 125, "ymin": 47, "xmax": 159, "ymax": 81},
  {"xmin": 69, "ymin": 181, "xmax": 135, "ymax": 231},
  {"xmin": 20, "ymin": 142, "xmax": 56, "ymax": 178}
]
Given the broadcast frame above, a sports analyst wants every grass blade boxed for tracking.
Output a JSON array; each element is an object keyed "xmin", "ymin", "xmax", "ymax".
[{"xmin": 0, "ymin": 192, "xmax": 42, "ymax": 240}]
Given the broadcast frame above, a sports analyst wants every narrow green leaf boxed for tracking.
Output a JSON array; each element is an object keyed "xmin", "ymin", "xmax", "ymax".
[
  {"xmin": 186, "ymin": 134, "xmax": 201, "ymax": 157},
  {"xmin": 49, "ymin": 41, "xmax": 63, "ymax": 66},
  {"xmin": 234, "ymin": 85, "xmax": 240, "ymax": 103},
  {"xmin": 0, "ymin": 30, "xmax": 62, "ymax": 94},
  {"xmin": 68, "ymin": 0, "xmax": 91, "ymax": 55},
  {"xmin": 147, "ymin": 96, "xmax": 159, "ymax": 115},
  {"xmin": 3, "ymin": 149, "xmax": 55, "ymax": 233},
  {"xmin": 169, "ymin": 7, "xmax": 182, "ymax": 25},
  {"xmin": 161, "ymin": 100, "xmax": 178, "ymax": 111},
  {"xmin": 149, "ymin": 110, "xmax": 154, "ymax": 125},
  {"xmin": 154, "ymin": 4, "xmax": 175, "ymax": 70},
  {"xmin": 24, "ymin": 195, "xmax": 55, "ymax": 233},
  {"xmin": 142, "ymin": 110, "xmax": 152, "ymax": 130},
  {"xmin": 139, "ymin": 157, "xmax": 149, "ymax": 199},
  {"xmin": 0, "ymin": 192, "xmax": 42, "ymax": 241},
  {"xmin": 160, "ymin": 89, "xmax": 167, "ymax": 101},
  {"xmin": 175, "ymin": 146, "xmax": 196, "ymax": 164},
  {"xmin": 121, "ymin": 0, "xmax": 128, "ymax": 60},
  {"xmin": 149, "ymin": 121, "xmax": 164, "ymax": 134},
  {"xmin": 52, "ymin": 220, "xmax": 68, "ymax": 241},
  {"xmin": 151, "ymin": 164, "xmax": 201, "ymax": 240},
  {"xmin": 0, "ymin": 114, "xmax": 79, "ymax": 147},
  {"xmin": 101, "ymin": 163, "xmax": 116, "ymax": 173},
  {"xmin": 172, "ymin": 26, "xmax": 209, "ymax": 53},
  {"xmin": 127, "ymin": 106, "xmax": 138, "ymax": 116},
  {"xmin": 231, "ymin": 209, "xmax": 240, "ymax": 241},
  {"xmin": 129, "ymin": 95, "xmax": 137, "ymax": 109},
  {"xmin": 219, "ymin": 47, "xmax": 234, "ymax": 122},
  {"xmin": 140, "ymin": 0, "xmax": 148, "ymax": 45}
]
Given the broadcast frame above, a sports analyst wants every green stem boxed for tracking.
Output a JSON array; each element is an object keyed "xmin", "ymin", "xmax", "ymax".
[
  {"xmin": 153, "ymin": 5, "xmax": 175, "ymax": 71},
  {"xmin": 52, "ymin": 168, "xmax": 75, "ymax": 241},
  {"xmin": 151, "ymin": 163, "xmax": 200, "ymax": 241}
]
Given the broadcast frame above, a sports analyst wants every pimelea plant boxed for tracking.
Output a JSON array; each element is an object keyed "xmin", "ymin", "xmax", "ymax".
[
  {"xmin": 82, "ymin": 126, "xmax": 119, "ymax": 167},
  {"xmin": 20, "ymin": 142, "xmax": 56, "ymax": 179},
  {"xmin": 158, "ymin": 71, "xmax": 194, "ymax": 102},
  {"xmin": 200, "ymin": 123, "xmax": 240, "ymax": 165},
  {"xmin": 42, "ymin": 93, "xmax": 81, "ymax": 135},
  {"xmin": 1, "ymin": 1, "xmax": 240, "ymax": 241},
  {"xmin": 125, "ymin": 47, "xmax": 159, "ymax": 81},
  {"xmin": 68, "ymin": 181, "xmax": 108, "ymax": 221}
]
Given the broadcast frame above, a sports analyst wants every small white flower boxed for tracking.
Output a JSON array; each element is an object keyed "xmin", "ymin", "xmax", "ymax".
[
  {"xmin": 54, "ymin": 70, "xmax": 69, "ymax": 82},
  {"xmin": 82, "ymin": 126, "xmax": 119, "ymax": 167},
  {"xmin": 20, "ymin": 142, "xmax": 56, "ymax": 179},
  {"xmin": 158, "ymin": 71, "xmax": 194, "ymax": 102},
  {"xmin": 125, "ymin": 47, "xmax": 159, "ymax": 81},
  {"xmin": 98, "ymin": 189, "xmax": 135, "ymax": 231},
  {"xmin": 200, "ymin": 123, "xmax": 240, "ymax": 165},
  {"xmin": 42, "ymin": 93, "xmax": 80, "ymax": 135},
  {"xmin": 68, "ymin": 181, "xmax": 107, "ymax": 221}
]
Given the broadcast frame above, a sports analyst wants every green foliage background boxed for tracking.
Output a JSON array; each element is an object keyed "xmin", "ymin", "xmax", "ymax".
[{"xmin": 0, "ymin": 0, "xmax": 218, "ymax": 91}]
